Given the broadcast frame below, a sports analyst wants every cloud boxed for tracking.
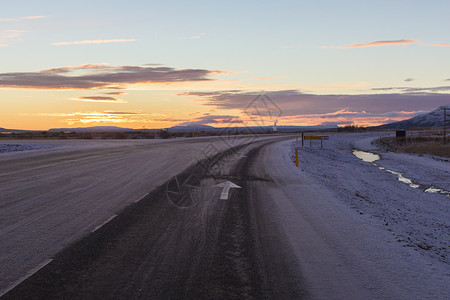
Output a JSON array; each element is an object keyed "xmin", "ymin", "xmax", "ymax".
[
  {"xmin": 41, "ymin": 64, "xmax": 110, "ymax": 73},
  {"xmin": 41, "ymin": 111, "xmax": 162, "ymax": 125},
  {"xmin": 51, "ymin": 39, "xmax": 136, "ymax": 46},
  {"xmin": 0, "ymin": 30, "xmax": 29, "ymax": 47},
  {"xmin": 47, "ymin": 111, "xmax": 189, "ymax": 125},
  {"xmin": 103, "ymin": 91, "xmax": 127, "ymax": 95},
  {"xmin": 277, "ymin": 109, "xmax": 424, "ymax": 126},
  {"xmin": 280, "ymin": 46, "xmax": 295, "ymax": 49},
  {"xmin": 189, "ymin": 32, "xmax": 206, "ymax": 39},
  {"xmin": 428, "ymin": 43, "xmax": 450, "ymax": 47},
  {"xmin": 322, "ymin": 39, "xmax": 417, "ymax": 49},
  {"xmin": 182, "ymin": 90, "xmax": 450, "ymax": 121},
  {"xmin": 0, "ymin": 16, "xmax": 46, "ymax": 22},
  {"xmin": 372, "ymin": 86, "xmax": 450, "ymax": 93},
  {"xmin": 404, "ymin": 78, "xmax": 415, "ymax": 82},
  {"xmin": 178, "ymin": 115, "xmax": 243, "ymax": 126},
  {"xmin": 102, "ymin": 111, "xmax": 140, "ymax": 115},
  {"xmin": 22, "ymin": 16, "xmax": 46, "ymax": 20},
  {"xmin": 0, "ymin": 64, "xmax": 223, "ymax": 90},
  {"xmin": 72, "ymin": 96, "xmax": 126, "ymax": 103},
  {"xmin": 0, "ymin": 16, "xmax": 45, "ymax": 47},
  {"xmin": 298, "ymin": 109, "xmax": 423, "ymax": 119}
]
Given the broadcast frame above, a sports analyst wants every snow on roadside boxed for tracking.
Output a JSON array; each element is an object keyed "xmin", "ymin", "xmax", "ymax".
[
  {"xmin": 0, "ymin": 143, "xmax": 56, "ymax": 153},
  {"xmin": 289, "ymin": 132, "xmax": 450, "ymax": 266}
]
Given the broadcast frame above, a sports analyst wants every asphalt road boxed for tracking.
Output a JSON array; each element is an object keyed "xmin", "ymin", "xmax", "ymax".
[
  {"xmin": 2, "ymin": 137, "xmax": 304, "ymax": 299},
  {"xmin": 2, "ymin": 136, "xmax": 448, "ymax": 299},
  {"xmin": 0, "ymin": 135, "xmax": 290, "ymax": 297}
]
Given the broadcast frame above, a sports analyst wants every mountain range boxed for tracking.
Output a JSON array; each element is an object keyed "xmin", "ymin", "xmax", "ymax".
[
  {"xmin": 375, "ymin": 106, "xmax": 449, "ymax": 129},
  {"xmin": 47, "ymin": 124, "xmax": 337, "ymax": 133}
]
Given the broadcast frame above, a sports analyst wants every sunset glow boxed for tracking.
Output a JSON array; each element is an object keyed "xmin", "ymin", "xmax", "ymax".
[{"xmin": 1, "ymin": 1, "xmax": 449, "ymax": 130}]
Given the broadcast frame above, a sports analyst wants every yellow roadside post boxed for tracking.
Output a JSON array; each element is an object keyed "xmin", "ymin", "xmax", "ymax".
[{"xmin": 295, "ymin": 148, "xmax": 299, "ymax": 167}]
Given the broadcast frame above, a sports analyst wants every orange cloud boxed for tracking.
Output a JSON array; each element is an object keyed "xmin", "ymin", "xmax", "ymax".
[
  {"xmin": 41, "ymin": 64, "xmax": 110, "ymax": 73},
  {"xmin": 21, "ymin": 16, "xmax": 46, "ymax": 20},
  {"xmin": 0, "ymin": 16, "xmax": 46, "ymax": 22},
  {"xmin": 51, "ymin": 39, "xmax": 136, "ymax": 46},
  {"xmin": 103, "ymin": 91, "xmax": 127, "ymax": 95},
  {"xmin": 274, "ymin": 109, "xmax": 429, "ymax": 127},
  {"xmin": 177, "ymin": 115, "xmax": 243, "ymax": 126},
  {"xmin": 428, "ymin": 43, "xmax": 450, "ymax": 47},
  {"xmin": 190, "ymin": 33, "xmax": 206, "ymax": 39},
  {"xmin": 322, "ymin": 39, "xmax": 417, "ymax": 49},
  {"xmin": 39, "ymin": 111, "xmax": 185, "ymax": 126},
  {"xmin": 0, "ymin": 30, "xmax": 29, "ymax": 47},
  {"xmin": 72, "ymin": 96, "xmax": 126, "ymax": 103}
]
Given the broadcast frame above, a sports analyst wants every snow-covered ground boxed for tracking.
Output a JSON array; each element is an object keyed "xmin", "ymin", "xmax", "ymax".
[
  {"xmin": 290, "ymin": 132, "xmax": 450, "ymax": 266},
  {"xmin": 0, "ymin": 143, "xmax": 56, "ymax": 153}
]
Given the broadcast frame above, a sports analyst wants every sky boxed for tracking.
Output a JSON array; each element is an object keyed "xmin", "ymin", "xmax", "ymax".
[{"xmin": 0, "ymin": 0, "xmax": 449, "ymax": 130}]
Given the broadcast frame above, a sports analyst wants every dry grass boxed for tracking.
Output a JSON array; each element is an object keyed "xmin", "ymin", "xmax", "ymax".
[
  {"xmin": 375, "ymin": 136, "xmax": 450, "ymax": 158},
  {"xmin": 402, "ymin": 143, "xmax": 450, "ymax": 158}
]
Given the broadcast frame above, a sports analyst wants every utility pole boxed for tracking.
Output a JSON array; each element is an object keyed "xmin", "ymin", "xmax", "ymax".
[{"xmin": 442, "ymin": 106, "xmax": 448, "ymax": 144}]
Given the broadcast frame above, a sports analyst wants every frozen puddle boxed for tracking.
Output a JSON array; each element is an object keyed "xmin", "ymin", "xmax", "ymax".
[
  {"xmin": 382, "ymin": 168, "xmax": 420, "ymax": 189},
  {"xmin": 424, "ymin": 186, "xmax": 450, "ymax": 195},
  {"xmin": 353, "ymin": 150, "xmax": 450, "ymax": 196},
  {"xmin": 352, "ymin": 150, "xmax": 380, "ymax": 163}
]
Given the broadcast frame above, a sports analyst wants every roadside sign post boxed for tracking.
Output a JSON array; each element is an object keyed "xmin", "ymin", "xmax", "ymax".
[
  {"xmin": 301, "ymin": 132, "xmax": 304, "ymax": 147},
  {"xmin": 303, "ymin": 136, "xmax": 329, "ymax": 148},
  {"xmin": 295, "ymin": 148, "xmax": 299, "ymax": 167}
]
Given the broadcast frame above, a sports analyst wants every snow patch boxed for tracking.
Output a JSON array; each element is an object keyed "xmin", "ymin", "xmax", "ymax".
[
  {"xmin": 290, "ymin": 132, "xmax": 450, "ymax": 265},
  {"xmin": 0, "ymin": 143, "xmax": 55, "ymax": 153}
]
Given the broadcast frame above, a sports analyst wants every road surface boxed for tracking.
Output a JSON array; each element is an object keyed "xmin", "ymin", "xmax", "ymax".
[
  {"xmin": 1, "ymin": 136, "xmax": 448, "ymax": 298},
  {"xmin": 0, "ymin": 135, "xmax": 283, "ymax": 296}
]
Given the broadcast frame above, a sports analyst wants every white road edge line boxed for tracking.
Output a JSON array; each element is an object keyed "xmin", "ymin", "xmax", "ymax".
[
  {"xmin": 0, "ymin": 258, "xmax": 53, "ymax": 297},
  {"xmin": 91, "ymin": 215, "xmax": 117, "ymax": 233},
  {"xmin": 134, "ymin": 192, "xmax": 149, "ymax": 203}
]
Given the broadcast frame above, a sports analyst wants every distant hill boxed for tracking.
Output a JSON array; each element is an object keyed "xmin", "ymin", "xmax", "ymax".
[
  {"xmin": 168, "ymin": 124, "xmax": 337, "ymax": 133},
  {"xmin": 0, "ymin": 127, "xmax": 26, "ymax": 133},
  {"xmin": 376, "ymin": 106, "xmax": 449, "ymax": 129},
  {"xmin": 48, "ymin": 126, "xmax": 134, "ymax": 132},
  {"xmin": 272, "ymin": 125, "xmax": 338, "ymax": 132},
  {"xmin": 47, "ymin": 124, "xmax": 337, "ymax": 133},
  {"xmin": 167, "ymin": 125, "xmax": 216, "ymax": 132}
]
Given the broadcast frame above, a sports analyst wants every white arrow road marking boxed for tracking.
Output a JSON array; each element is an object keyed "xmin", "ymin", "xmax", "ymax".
[{"xmin": 214, "ymin": 181, "xmax": 241, "ymax": 200}]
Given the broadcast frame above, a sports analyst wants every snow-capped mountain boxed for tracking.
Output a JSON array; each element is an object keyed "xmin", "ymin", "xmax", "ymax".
[{"xmin": 376, "ymin": 106, "xmax": 449, "ymax": 129}]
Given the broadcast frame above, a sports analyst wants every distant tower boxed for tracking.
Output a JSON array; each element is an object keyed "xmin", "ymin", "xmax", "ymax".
[{"xmin": 273, "ymin": 119, "xmax": 278, "ymax": 132}]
